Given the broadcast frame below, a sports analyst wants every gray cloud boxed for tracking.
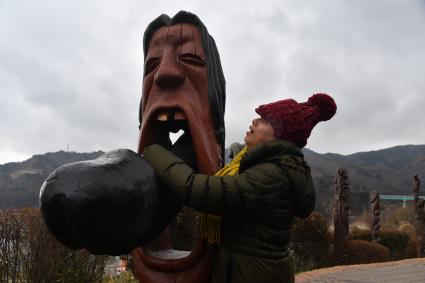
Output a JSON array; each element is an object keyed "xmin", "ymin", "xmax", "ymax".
[{"xmin": 1, "ymin": 0, "xmax": 425, "ymax": 164}]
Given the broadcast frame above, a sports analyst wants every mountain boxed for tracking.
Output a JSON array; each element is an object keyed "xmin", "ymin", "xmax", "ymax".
[
  {"xmin": 303, "ymin": 144, "xmax": 425, "ymax": 215},
  {"xmin": 0, "ymin": 151, "xmax": 104, "ymax": 208},
  {"xmin": 1, "ymin": 145, "xmax": 424, "ymax": 212}
]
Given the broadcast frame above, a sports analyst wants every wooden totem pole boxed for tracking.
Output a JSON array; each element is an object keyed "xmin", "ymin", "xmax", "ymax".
[
  {"xmin": 413, "ymin": 174, "xmax": 425, "ymax": 257},
  {"xmin": 333, "ymin": 168, "xmax": 350, "ymax": 264},
  {"xmin": 370, "ymin": 191, "xmax": 381, "ymax": 243}
]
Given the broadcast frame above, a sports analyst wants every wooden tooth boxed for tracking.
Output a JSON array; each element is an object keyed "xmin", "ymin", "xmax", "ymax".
[
  {"xmin": 174, "ymin": 111, "xmax": 187, "ymax": 120},
  {"xmin": 157, "ymin": 112, "xmax": 168, "ymax": 121}
]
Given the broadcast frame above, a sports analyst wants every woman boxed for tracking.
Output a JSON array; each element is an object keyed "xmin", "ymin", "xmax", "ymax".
[{"xmin": 143, "ymin": 93, "xmax": 336, "ymax": 283}]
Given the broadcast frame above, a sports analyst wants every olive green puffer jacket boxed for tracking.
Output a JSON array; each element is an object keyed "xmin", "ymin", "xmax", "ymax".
[{"xmin": 143, "ymin": 140, "xmax": 315, "ymax": 283}]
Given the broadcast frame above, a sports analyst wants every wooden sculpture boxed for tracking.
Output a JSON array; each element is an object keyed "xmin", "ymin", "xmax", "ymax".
[{"xmin": 333, "ymin": 168, "xmax": 350, "ymax": 265}]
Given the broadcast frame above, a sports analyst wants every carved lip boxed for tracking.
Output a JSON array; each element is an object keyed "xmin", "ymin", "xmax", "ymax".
[{"xmin": 135, "ymin": 240, "xmax": 206, "ymax": 272}]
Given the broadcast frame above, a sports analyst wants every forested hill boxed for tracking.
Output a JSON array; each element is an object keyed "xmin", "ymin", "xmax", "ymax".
[
  {"xmin": 0, "ymin": 151, "xmax": 103, "ymax": 208},
  {"xmin": 303, "ymin": 144, "xmax": 425, "ymax": 213},
  {"xmin": 303, "ymin": 144, "xmax": 425, "ymax": 192},
  {"xmin": 1, "ymin": 145, "xmax": 424, "ymax": 210}
]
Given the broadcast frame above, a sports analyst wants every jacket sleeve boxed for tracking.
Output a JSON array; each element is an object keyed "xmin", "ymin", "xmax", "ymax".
[
  {"xmin": 281, "ymin": 156, "xmax": 316, "ymax": 218},
  {"xmin": 143, "ymin": 144, "xmax": 288, "ymax": 218}
]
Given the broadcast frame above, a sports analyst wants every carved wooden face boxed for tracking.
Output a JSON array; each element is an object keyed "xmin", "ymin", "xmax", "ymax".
[{"xmin": 138, "ymin": 23, "xmax": 220, "ymax": 175}]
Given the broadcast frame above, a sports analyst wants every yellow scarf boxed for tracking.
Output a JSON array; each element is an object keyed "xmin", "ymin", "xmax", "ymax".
[{"xmin": 199, "ymin": 146, "xmax": 248, "ymax": 245}]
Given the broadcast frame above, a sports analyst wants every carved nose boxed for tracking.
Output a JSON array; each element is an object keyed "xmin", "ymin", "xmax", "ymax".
[{"xmin": 154, "ymin": 56, "xmax": 185, "ymax": 89}]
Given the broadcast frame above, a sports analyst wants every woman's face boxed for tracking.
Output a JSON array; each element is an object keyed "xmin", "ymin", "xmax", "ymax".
[{"xmin": 244, "ymin": 118, "xmax": 276, "ymax": 148}]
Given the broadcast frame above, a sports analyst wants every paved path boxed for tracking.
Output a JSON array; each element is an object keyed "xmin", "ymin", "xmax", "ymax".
[{"xmin": 296, "ymin": 258, "xmax": 425, "ymax": 283}]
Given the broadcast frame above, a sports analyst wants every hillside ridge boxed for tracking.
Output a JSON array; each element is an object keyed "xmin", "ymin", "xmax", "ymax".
[{"xmin": 1, "ymin": 145, "xmax": 424, "ymax": 210}]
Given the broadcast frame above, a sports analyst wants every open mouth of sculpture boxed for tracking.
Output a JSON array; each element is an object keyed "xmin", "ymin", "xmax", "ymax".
[
  {"xmin": 148, "ymin": 108, "xmax": 198, "ymax": 171},
  {"xmin": 139, "ymin": 106, "xmax": 213, "ymax": 259}
]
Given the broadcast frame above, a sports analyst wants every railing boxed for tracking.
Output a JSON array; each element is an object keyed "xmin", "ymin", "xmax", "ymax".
[
  {"xmin": 380, "ymin": 195, "xmax": 425, "ymax": 201},
  {"xmin": 380, "ymin": 195, "xmax": 425, "ymax": 207}
]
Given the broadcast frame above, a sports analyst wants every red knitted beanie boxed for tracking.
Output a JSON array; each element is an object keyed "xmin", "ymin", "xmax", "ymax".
[{"xmin": 255, "ymin": 93, "xmax": 337, "ymax": 148}]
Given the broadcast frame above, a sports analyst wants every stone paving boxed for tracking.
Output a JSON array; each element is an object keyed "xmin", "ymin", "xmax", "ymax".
[{"xmin": 296, "ymin": 258, "xmax": 425, "ymax": 283}]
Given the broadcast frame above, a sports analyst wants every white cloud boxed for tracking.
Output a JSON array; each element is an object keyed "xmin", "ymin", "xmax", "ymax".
[{"xmin": 1, "ymin": 0, "xmax": 425, "ymax": 164}]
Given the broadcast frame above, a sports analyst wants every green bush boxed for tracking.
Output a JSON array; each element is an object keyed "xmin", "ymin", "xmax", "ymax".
[
  {"xmin": 347, "ymin": 240, "xmax": 390, "ymax": 264},
  {"xmin": 382, "ymin": 206, "xmax": 415, "ymax": 228},
  {"xmin": 290, "ymin": 212, "xmax": 331, "ymax": 271},
  {"xmin": 0, "ymin": 208, "xmax": 108, "ymax": 283},
  {"xmin": 329, "ymin": 240, "xmax": 390, "ymax": 265},
  {"xmin": 405, "ymin": 235, "xmax": 418, "ymax": 259},
  {"xmin": 103, "ymin": 271, "xmax": 138, "ymax": 283},
  {"xmin": 398, "ymin": 223, "xmax": 416, "ymax": 238},
  {"xmin": 291, "ymin": 256, "xmax": 316, "ymax": 275},
  {"xmin": 380, "ymin": 229, "xmax": 410, "ymax": 260},
  {"xmin": 348, "ymin": 228, "xmax": 411, "ymax": 260},
  {"xmin": 349, "ymin": 228, "xmax": 372, "ymax": 241},
  {"xmin": 53, "ymin": 250, "xmax": 108, "ymax": 283}
]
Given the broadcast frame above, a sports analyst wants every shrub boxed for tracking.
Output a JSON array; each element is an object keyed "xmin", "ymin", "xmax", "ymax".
[
  {"xmin": 53, "ymin": 250, "xmax": 108, "ymax": 283},
  {"xmin": 0, "ymin": 208, "xmax": 108, "ymax": 282},
  {"xmin": 290, "ymin": 212, "xmax": 331, "ymax": 271},
  {"xmin": 379, "ymin": 229, "xmax": 410, "ymax": 260},
  {"xmin": 405, "ymin": 235, "xmax": 418, "ymax": 259},
  {"xmin": 348, "ymin": 227, "xmax": 411, "ymax": 260},
  {"xmin": 398, "ymin": 223, "xmax": 416, "ymax": 238},
  {"xmin": 382, "ymin": 205, "xmax": 415, "ymax": 228},
  {"xmin": 103, "ymin": 271, "xmax": 138, "ymax": 283},
  {"xmin": 349, "ymin": 227, "xmax": 372, "ymax": 241},
  {"xmin": 291, "ymin": 256, "xmax": 316, "ymax": 275},
  {"xmin": 347, "ymin": 240, "xmax": 390, "ymax": 264},
  {"xmin": 329, "ymin": 240, "xmax": 390, "ymax": 265}
]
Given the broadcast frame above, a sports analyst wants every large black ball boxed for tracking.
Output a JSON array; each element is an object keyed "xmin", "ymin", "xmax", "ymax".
[{"xmin": 40, "ymin": 149, "xmax": 180, "ymax": 255}]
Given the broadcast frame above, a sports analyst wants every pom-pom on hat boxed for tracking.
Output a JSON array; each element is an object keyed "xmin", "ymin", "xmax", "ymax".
[{"xmin": 255, "ymin": 93, "xmax": 336, "ymax": 148}]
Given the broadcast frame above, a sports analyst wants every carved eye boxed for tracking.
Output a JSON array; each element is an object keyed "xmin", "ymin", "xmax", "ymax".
[
  {"xmin": 179, "ymin": 53, "xmax": 205, "ymax": 66},
  {"xmin": 145, "ymin": 57, "xmax": 160, "ymax": 75}
]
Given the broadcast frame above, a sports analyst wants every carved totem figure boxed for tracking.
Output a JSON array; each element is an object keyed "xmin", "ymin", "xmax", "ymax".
[
  {"xmin": 370, "ymin": 190, "xmax": 381, "ymax": 243},
  {"xmin": 333, "ymin": 168, "xmax": 350, "ymax": 264},
  {"xmin": 413, "ymin": 174, "xmax": 425, "ymax": 257},
  {"xmin": 132, "ymin": 12, "xmax": 226, "ymax": 283},
  {"xmin": 39, "ymin": 11, "xmax": 226, "ymax": 283}
]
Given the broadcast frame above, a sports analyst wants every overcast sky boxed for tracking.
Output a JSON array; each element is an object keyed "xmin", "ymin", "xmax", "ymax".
[{"xmin": 1, "ymin": 0, "xmax": 425, "ymax": 164}]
